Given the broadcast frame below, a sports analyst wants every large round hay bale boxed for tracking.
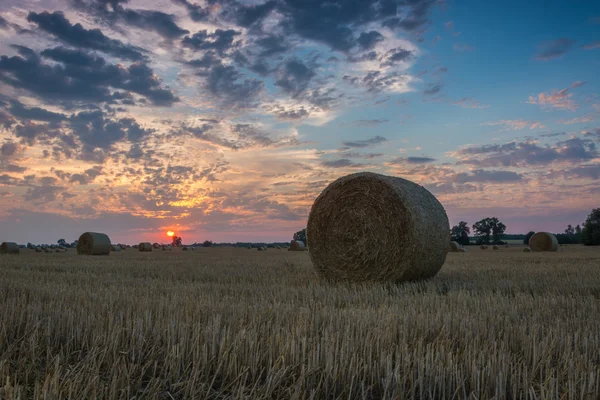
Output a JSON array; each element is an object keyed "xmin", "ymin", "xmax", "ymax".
[
  {"xmin": 290, "ymin": 240, "xmax": 306, "ymax": 251},
  {"xmin": 523, "ymin": 247, "xmax": 532, "ymax": 253},
  {"xmin": 492, "ymin": 245, "xmax": 499, "ymax": 250},
  {"xmin": 529, "ymin": 232, "xmax": 558, "ymax": 252},
  {"xmin": 449, "ymin": 241, "xmax": 460, "ymax": 252},
  {"xmin": 1, "ymin": 242, "xmax": 20, "ymax": 254},
  {"xmin": 138, "ymin": 242, "xmax": 152, "ymax": 252},
  {"xmin": 77, "ymin": 232, "xmax": 111, "ymax": 255},
  {"xmin": 307, "ymin": 172, "xmax": 449, "ymax": 283}
]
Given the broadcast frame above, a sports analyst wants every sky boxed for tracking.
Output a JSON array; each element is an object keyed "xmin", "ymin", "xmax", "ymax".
[{"xmin": 0, "ymin": 0, "xmax": 599, "ymax": 244}]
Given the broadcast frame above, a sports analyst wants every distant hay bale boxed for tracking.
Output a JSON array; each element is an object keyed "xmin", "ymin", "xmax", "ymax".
[
  {"xmin": 182, "ymin": 247, "xmax": 189, "ymax": 251},
  {"xmin": 529, "ymin": 232, "xmax": 559, "ymax": 252},
  {"xmin": 1, "ymin": 242, "xmax": 20, "ymax": 254},
  {"xmin": 77, "ymin": 232, "xmax": 111, "ymax": 256},
  {"xmin": 505, "ymin": 244, "xmax": 509, "ymax": 248},
  {"xmin": 289, "ymin": 240, "xmax": 306, "ymax": 251},
  {"xmin": 257, "ymin": 247, "xmax": 264, "ymax": 251},
  {"xmin": 493, "ymin": 245, "xmax": 499, "ymax": 250},
  {"xmin": 307, "ymin": 172, "xmax": 449, "ymax": 283},
  {"xmin": 480, "ymin": 245, "xmax": 488, "ymax": 250},
  {"xmin": 120, "ymin": 244, "xmax": 126, "ymax": 250},
  {"xmin": 35, "ymin": 247, "xmax": 42, "ymax": 253},
  {"xmin": 111, "ymin": 245, "xmax": 121, "ymax": 252},
  {"xmin": 138, "ymin": 242, "xmax": 153, "ymax": 252},
  {"xmin": 523, "ymin": 248, "xmax": 532, "ymax": 253},
  {"xmin": 44, "ymin": 248, "xmax": 52, "ymax": 253},
  {"xmin": 449, "ymin": 241, "xmax": 461, "ymax": 252},
  {"xmin": 458, "ymin": 248, "xmax": 467, "ymax": 253}
]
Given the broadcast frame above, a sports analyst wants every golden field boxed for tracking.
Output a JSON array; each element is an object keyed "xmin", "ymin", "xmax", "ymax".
[{"xmin": 0, "ymin": 245, "xmax": 599, "ymax": 399}]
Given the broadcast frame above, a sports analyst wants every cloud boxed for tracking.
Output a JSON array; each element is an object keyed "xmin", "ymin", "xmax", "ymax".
[
  {"xmin": 454, "ymin": 138, "xmax": 597, "ymax": 167},
  {"xmin": 451, "ymin": 98, "xmax": 489, "ymax": 109},
  {"xmin": 535, "ymin": 38, "xmax": 575, "ymax": 60},
  {"xmin": 583, "ymin": 42, "xmax": 600, "ymax": 50},
  {"xmin": 275, "ymin": 58, "xmax": 316, "ymax": 97},
  {"xmin": 527, "ymin": 87, "xmax": 578, "ymax": 111},
  {"xmin": 387, "ymin": 156, "xmax": 436, "ymax": 164},
  {"xmin": 171, "ymin": 0, "xmax": 210, "ymax": 22},
  {"xmin": 223, "ymin": 1, "xmax": 277, "ymax": 27},
  {"xmin": 7, "ymin": 100, "xmax": 67, "ymax": 123},
  {"xmin": 321, "ymin": 158, "xmax": 366, "ymax": 168},
  {"xmin": 452, "ymin": 43, "xmax": 475, "ymax": 52},
  {"xmin": 423, "ymin": 83, "xmax": 443, "ymax": 95},
  {"xmin": 0, "ymin": 46, "xmax": 178, "ymax": 107},
  {"xmin": 182, "ymin": 29, "xmax": 240, "ymax": 54},
  {"xmin": 343, "ymin": 71, "xmax": 412, "ymax": 93},
  {"xmin": 357, "ymin": 31, "xmax": 384, "ymax": 50},
  {"xmin": 1, "ymin": 142, "xmax": 19, "ymax": 157},
  {"xmin": 342, "ymin": 136, "xmax": 387, "ymax": 148},
  {"xmin": 454, "ymin": 169, "xmax": 523, "ymax": 183},
  {"xmin": 200, "ymin": 63, "xmax": 264, "ymax": 109},
  {"xmin": 352, "ymin": 119, "xmax": 389, "ymax": 127},
  {"xmin": 482, "ymin": 119, "xmax": 545, "ymax": 131},
  {"xmin": 557, "ymin": 115, "xmax": 593, "ymax": 125},
  {"xmin": 379, "ymin": 48, "xmax": 413, "ymax": 67},
  {"xmin": 27, "ymin": 11, "xmax": 146, "ymax": 61}
]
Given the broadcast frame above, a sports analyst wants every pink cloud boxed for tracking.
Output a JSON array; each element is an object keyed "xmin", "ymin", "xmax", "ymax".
[
  {"xmin": 482, "ymin": 119, "xmax": 545, "ymax": 130},
  {"xmin": 583, "ymin": 42, "xmax": 600, "ymax": 50},
  {"xmin": 451, "ymin": 98, "xmax": 489, "ymax": 109},
  {"xmin": 557, "ymin": 115, "xmax": 594, "ymax": 124},
  {"xmin": 527, "ymin": 88, "xmax": 578, "ymax": 111}
]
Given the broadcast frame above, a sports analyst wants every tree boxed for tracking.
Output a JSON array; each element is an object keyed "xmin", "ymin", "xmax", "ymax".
[
  {"xmin": 451, "ymin": 221, "xmax": 470, "ymax": 246},
  {"xmin": 57, "ymin": 238, "xmax": 66, "ymax": 246},
  {"xmin": 582, "ymin": 208, "xmax": 600, "ymax": 246},
  {"xmin": 172, "ymin": 235, "xmax": 183, "ymax": 247},
  {"xmin": 202, "ymin": 240, "xmax": 213, "ymax": 247},
  {"xmin": 293, "ymin": 228, "xmax": 307, "ymax": 244},
  {"xmin": 473, "ymin": 217, "xmax": 506, "ymax": 244},
  {"xmin": 524, "ymin": 231, "xmax": 535, "ymax": 245}
]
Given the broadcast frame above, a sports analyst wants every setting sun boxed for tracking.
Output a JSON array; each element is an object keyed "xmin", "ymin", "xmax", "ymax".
[{"xmin": 167, "ymin": 231, "xmax": 175, "ymax": 237}]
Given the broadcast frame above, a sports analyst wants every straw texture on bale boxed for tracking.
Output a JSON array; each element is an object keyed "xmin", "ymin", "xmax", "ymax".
[
  {"xmin": 493, "ymin": 245, "xmax": 499, "ymax": 250},
  {"xmin": 523, "ymin": 248, "xmax": 532, "ymax": 252},
  {"xmin": 290, "ymin": 240, "xmax": 306, "ymax": 251},
  {"xmin": 138, "ymin": 242, "xmax": 153, "ymax": 252},
  {"xmin": 307, "ymin": 172, "xmax": 449, "ymax": 283},
  {"xmin": 449, "ymin": 241, "xmax": 460, "ymax": 252},
  {"xmin": 76, "ymin": 232, "xmax": 111, "ymax": 256},
  {"xmin": 529, "ymin": 232, "xmax": 559, "ymax": 252},
  {"xmin": 1, "ymin": 242, "xmax": 20, "ymax": 254}
]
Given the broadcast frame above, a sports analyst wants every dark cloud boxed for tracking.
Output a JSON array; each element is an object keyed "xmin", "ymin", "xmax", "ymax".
[
  {"xmin": 171, "ymin": 0, "xmax": 210, "ymax": 21},
  {"xmin": 343, "ymin": 71, "xmax": 410, "ymax": 93},
  {"xmin": 380, "ymin": 48, "xmax": 413, "ymax": 67},
  {"xmin": 357, "ymin": 31, "xmax": 383, "ymax": 50},
  {"xmin": 388, "ymin": 156, "xmax": 437, "ymax": 164},
  {"xmin": 275, "ymin": 58, "xmax": 316, "ymax": 97},
  {"xmin": 342, "ymin": 135, "xmax": 387, "ymax": 148},
  {"xmin": 1, "ymin": 142, "xmax": 19, "ymax": 157},
  {"xmin": 8, "ymin": 100, "xmax": 67, "ymax": 123},
  {"xmin": 255, "ymin": 35, "xmax": 288, "ymax": 57},
  {"xmin": 200, "ymin": 63, "xmax": 263, "ymax": 108},
  {"xmin": 535, "ymin": 38, "xmax": 576, "ymax": 60},
  {"xmin": 182, "ymin": 29, "xmax": 240, "ymax": 54},
  {"xmin": 27, "ymin": 11, "xmax": 146, "ymax": 61},
  {"xmin": 423, "ymin": 83, "xmax": 442, "ymax": 95},
  {"xmin": 0, "ymin": 15, "xmax": 8, "ymax": 30},
  {"xmin": 454, "ymin": 169, "xmax": 523, "ymax": 183},
  {"xmin": 352, "ymin": 119, "xmax": 389, "ymax": 127},
  {"xmin": 225, "ymin": 0, "xmax": 277, "ymax": 27},
  {"xmin": 14, "ymin": 122, "xmax": 62, "ymax": 145},
  {"xmin": 0, "ymin": 46, "xmax": 177, "ymax": 107},
  {"xmin": 321, "ymin": 158, "xmax": 365, "ymax": 168},
  {"xmin": 562, "ymin": 165, "xmax": 600, "ymax": 180},
  {"xmin": 341, "ymin": 152, "xmax": 383, "ymax": 159},
  {"xmin": 23, "ymin": 184, "xmax": 64, "ymax": 203},
  {"xmin": 456, "ymin": 138, "xmax": 597, "ymax": 167},
  {"xmin": 73, "ymin": 0, "xmax": 189, "ymax": 39}
]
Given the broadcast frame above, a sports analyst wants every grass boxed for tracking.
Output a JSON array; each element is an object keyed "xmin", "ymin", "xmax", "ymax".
[{"xmin": 0, "ymin": 246, "xmax": 599, "ymax": 399}]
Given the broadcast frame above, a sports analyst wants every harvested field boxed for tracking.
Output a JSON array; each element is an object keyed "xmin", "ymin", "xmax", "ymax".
[{"xmin": 0, "ymin": 245, "xmax": 599, "ymax": 399}]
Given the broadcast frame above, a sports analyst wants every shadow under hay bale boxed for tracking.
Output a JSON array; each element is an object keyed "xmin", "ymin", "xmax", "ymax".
[
  {"xmin": 529, "ymin": 232, "xmax": 558, "ymax": 252},
  {"xmin": 138, "ymin": 242, "xmax": 152, "ymax": 252},
  {"xmin": 77, "ymin": 232, "xmax": 111, "ymax": 255},
  {"xmin": 1, "ymin": 242, "xmax": 20, "ymax": 254},
  {"xmin": 307, "ymin": 172, "xmax": 449, "ymax": 283}
]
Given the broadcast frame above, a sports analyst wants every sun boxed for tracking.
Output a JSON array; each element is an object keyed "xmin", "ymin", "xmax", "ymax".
[{"xmin": 167, "ymin": 231, "xmax": 175, "ymax": 237}]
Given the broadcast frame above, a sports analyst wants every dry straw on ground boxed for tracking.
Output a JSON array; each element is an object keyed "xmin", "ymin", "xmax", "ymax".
[
  {"xmin": 138, "ymin": 242, "xmax": 153, "ymax": 252},
  {"xmin": 458, "ymin": 248, "xmax": 467, "ymax": 253},
  {"xmin": 76, "ymin": 232, "xmax": 111, "ymax": 256},
  {"xmin": 529, "ymin": 232, "xmax": 559, "ymax": 252},
  {"xmin": 449, "ymin": 241, "xmax": 460, "ymax": 252},
  {"xmin": 307, "ymin": 172, "xmax": 449, "ymax": 283},
  {"xmin": 1, "ymin": 242, "xmax": 19, "ymax": 254}
]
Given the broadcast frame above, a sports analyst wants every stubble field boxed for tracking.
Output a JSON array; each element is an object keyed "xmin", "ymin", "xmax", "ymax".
[{"xmin": 0, "ymin": 245, "xmax": 599, "ymax": 399}]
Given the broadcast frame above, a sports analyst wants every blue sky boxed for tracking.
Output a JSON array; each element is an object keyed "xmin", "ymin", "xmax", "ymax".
[{"xmin": 0, "ymin": 0, "xmax": 599, "ymax": 244}]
